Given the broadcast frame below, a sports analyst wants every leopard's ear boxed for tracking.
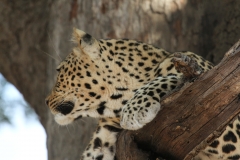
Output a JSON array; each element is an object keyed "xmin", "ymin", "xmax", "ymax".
[{"xmin": 72, "ymin": 28, "xmax": 100, "ymax": 60}]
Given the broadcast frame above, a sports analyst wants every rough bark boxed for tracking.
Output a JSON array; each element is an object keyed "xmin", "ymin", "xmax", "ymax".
[
  {"xmin": 116, "ymin": 41, "xmax": 240, "ymax": 160},
  {"xmin": 0, "ymin": 0, "xmax": 240, "ymax": 160}
]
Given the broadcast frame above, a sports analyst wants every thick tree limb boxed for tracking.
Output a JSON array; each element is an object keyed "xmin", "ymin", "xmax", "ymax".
[{"xmin": 116, "ymin": 40, "xmax": 240, "ymax": 160}]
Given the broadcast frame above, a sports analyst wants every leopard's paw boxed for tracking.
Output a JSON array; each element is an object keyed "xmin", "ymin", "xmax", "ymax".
[{"xmin": 120, "ymin": 92, "xmax": 160, "ymax": 130}]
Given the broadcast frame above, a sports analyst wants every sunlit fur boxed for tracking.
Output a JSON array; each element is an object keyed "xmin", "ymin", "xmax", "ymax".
[{"xmin": 45, "ymin": 29, "xmax": 240, "ymax": 160}]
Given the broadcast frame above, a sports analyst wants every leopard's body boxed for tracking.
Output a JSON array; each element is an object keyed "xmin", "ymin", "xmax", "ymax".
[{"xmin": 46, "ymin": 29, "xmax": 240, "ymax": 160}]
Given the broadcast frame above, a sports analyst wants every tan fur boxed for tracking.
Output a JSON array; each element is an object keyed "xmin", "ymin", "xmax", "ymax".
[{"xmin": 46, "ymin": 29, "xmax": 240, "ymax": 160}]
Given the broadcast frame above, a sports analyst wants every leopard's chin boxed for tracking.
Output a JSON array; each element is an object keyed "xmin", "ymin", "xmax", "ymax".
[{"xmin": 54, "ymin": 113, "xmax": 74, "ymax": 126}]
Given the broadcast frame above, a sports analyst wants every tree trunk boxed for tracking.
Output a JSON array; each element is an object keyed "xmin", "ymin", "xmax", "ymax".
[
  {"xmin": 116, "ymin": 41, "xmax": 240, "ymax": 160},
  {"xmin": 0, "ymin": 0, "xmax": 240, "ymax": 159}
]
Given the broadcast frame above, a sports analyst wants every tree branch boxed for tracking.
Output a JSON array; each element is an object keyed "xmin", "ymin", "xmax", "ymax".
[{"xmin": 116, "ymin": 40, "xmax": 240, "ymax": 160}]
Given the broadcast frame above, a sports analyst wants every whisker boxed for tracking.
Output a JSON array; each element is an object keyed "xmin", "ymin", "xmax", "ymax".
[
  {"xmin": 36, "ymin": 46, "xmax": 61, "ymax": 62},
  {"xmin": 75, "ymin": 120, "xmax": 81, "ymax": 126},
  {"xmin": 66, "ymin": 125, "xmax": 73, "ymax": 137},
  {"xmin": 48, "ymin": 32, "xmax": 62, "ymax": 61},
  {"xmin": 52, "ymin": 90, "xmax": 73, "ymax": 106},
  {"xmin": 70, "ymin": 123, "xmax": 75, "ymax": 132},
  {"xmin": 80, "ymin": 118, "xmax": 86, "ymax": 123}
]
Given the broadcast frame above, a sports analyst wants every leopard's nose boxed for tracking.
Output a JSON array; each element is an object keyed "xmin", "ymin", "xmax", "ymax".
[{"xmin": 55, "ymin": 101, "xmax": 74, "ymax": 115}]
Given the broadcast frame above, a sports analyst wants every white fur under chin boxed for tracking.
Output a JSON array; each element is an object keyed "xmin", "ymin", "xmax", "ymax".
[{"xmin": 54, "ymin": 113, "xmax": 73, "ymax": 125}]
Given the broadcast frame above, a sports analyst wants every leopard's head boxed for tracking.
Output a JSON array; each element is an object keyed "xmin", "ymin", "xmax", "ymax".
[{"xmin": 45, "ymin": 29, "xmax": 111, "ymax": 125}]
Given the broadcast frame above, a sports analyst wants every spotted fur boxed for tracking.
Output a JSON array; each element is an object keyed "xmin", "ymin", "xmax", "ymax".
[{"xmin": 45, "ymin": 29, "xmax": 239, "ymax": 160}]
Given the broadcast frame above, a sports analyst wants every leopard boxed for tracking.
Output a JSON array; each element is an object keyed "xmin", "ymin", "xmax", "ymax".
[{"xmin": 45, "ymin": 28, "xmax": 240, "ymax": 160}]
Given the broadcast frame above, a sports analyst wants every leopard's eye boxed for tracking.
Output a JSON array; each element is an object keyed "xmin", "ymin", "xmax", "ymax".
[
  {"xmin": 56, "ymin": 62, "xmax": 65, "ymax": 72},
  {"xmin": 56, "ymin": 65, "xmax": 62, "ymax": 72}
]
